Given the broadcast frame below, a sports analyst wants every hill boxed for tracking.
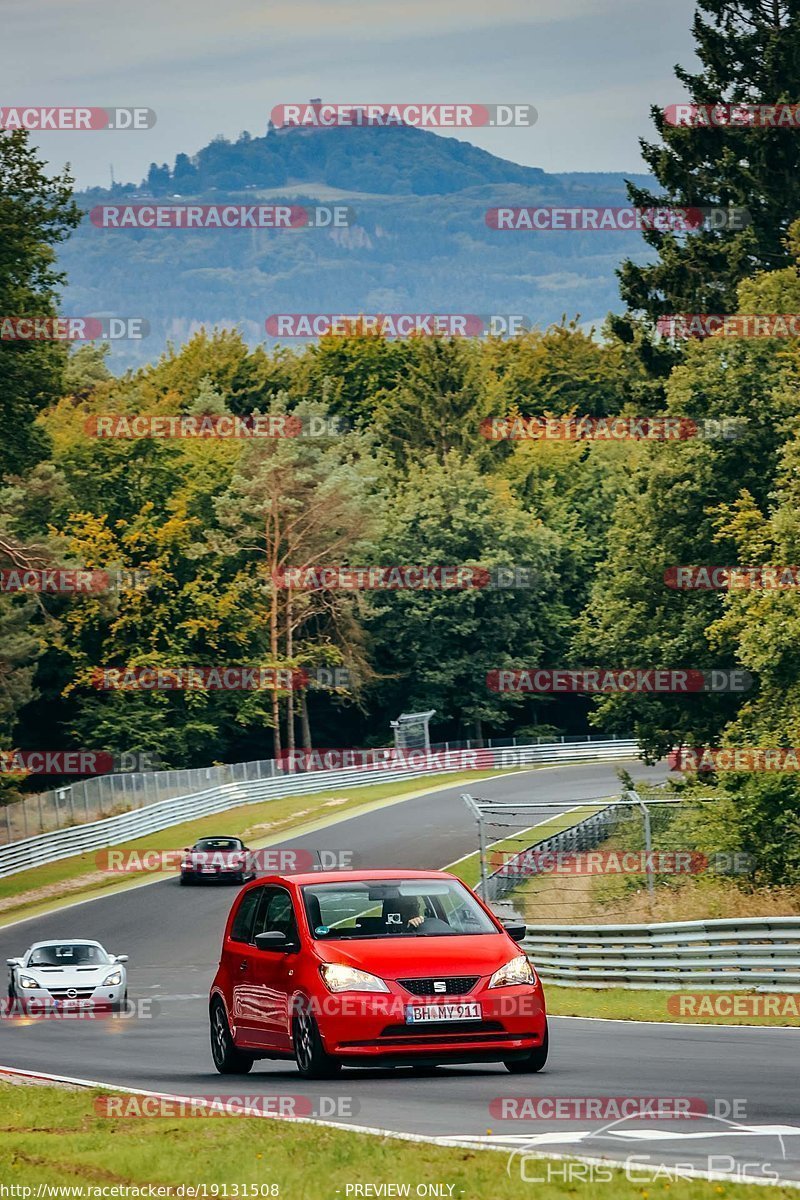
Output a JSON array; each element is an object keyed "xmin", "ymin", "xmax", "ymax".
[{"xmin": 61, "ymin": 124, "xmax": 656, "ymax": 368}]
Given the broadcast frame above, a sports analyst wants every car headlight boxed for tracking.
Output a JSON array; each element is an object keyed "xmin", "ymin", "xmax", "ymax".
[
  {"xmin": 320, "ymin": 964, "xmax": 389, "ymax": 993},
  {"xmin": 488, "ymin": 955, "xmax": 536, "ymax": 988},
  {"xmin": 103, "ymin": 970, "xmax": 123, "ymax": 986},
  {"xmin": 18, "ymin": 974, "xmax": 39, "ymax": 990}
]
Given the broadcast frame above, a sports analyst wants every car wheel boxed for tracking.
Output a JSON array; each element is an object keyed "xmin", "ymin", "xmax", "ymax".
[
  {"xmin": 233, "ymin": 873, "xmax": 244, "ymax": 885},
  {"xmin": 180, "ymin": 874, "xmax": 192, "ymax": 886},
  {"xmin": 504, "ymin": 1024, "xmax": 548, "ymax": 1074},
  {"xmin": 7, "ymin": 978, "xmax": 16, "ymax": 1002},
  {"xmin": 292, "ymin": 999, "xmax": 341, "ymax": 1080},
  {"xmin": 111, "ymin": 990, "xmax": 128, "ymax": 1013},
  {"xmin": 410, "ymin": 1064, "xmax": 440, "ymax": 1075},
  {"xmin": 210, "ymin": 999, "xmax": 255, "ymax": 1074}
]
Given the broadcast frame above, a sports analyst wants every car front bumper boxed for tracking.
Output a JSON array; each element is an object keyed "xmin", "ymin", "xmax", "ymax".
[
  {"xmin": 315, "ymin": 985, "xmax": 546, "ymax": 1062},
  {"xmin": 9, "ymin": 984, "xmax": 125, "ymax": 1014}
]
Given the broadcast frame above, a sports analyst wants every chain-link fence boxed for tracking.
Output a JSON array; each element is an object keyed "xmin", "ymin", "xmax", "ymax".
[{"xmin": 461, "ymin": 791, "xmax": 742, "ymax": 924}]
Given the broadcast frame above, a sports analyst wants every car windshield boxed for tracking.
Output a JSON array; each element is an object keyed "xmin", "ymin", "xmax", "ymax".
[
  {"xmin": 302, "ymin": 879, "xmax": 498, "ymax": 939},
  {"xmin": 194, "ymin": 838, "xmax": 241, "ymax": 851},
  {"xmin": 28, "ymin": 943, "xmax": 109, "ymax": 966}
]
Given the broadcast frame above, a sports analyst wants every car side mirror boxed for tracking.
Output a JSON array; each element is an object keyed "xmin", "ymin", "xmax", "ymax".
[
  {"xmin": 114, "ymin": 955, "xmax": 129, "ymax": 963},
  {"xmin": 6, "ymin": 958, "xmax": 21, "ymax": 967},
  {"xmin": 503, "ymin": 922, "xmax": 527, "ymax": 943},
  {"xmin": 255, "ymin": 931, "xmax": 298, "ymax": 953}
]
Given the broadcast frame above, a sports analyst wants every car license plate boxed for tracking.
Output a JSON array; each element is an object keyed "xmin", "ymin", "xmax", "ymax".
[{"xmin": 405, "ymin": 1002, "xmax": 482, "ymax": 1023}]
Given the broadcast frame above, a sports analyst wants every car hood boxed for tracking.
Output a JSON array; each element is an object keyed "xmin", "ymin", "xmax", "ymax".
[
  {"xmin": 22, "ymin": 965, "xmax": 112, "ymax": 987},
  {"xmin": 313, "ymin": 932, "xmax": 518, "ymax": 978}
]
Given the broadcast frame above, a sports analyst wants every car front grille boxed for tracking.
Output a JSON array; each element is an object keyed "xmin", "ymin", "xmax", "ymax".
[
  {"xmin": 398, "ymin": 976, "xmax": 479, "ymax": 996},
  {"xmin": 46, "ymin": 988, "xmax": 96, "ymax": 998}
]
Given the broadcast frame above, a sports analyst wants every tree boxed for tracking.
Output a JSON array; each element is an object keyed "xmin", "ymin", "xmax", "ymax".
[
  {"xmin": 372, "ymin": 337, "xmax": 501, "ymax": 470},
  {"xmin": 63, "ymin": 344, "xmax": 113, "ymax": 396},
  {"xmin": 145, "ymin": 163, "xmax": 171, "ymax": 195},
  {"xmin": 0, "ymin": 129, "xmax": 81, "ymax": 480},
  {"xmin": 486, "ymin": 321, "xmax": 631, "ymax": 418},
  {"xmin": 365, "ymin": 453, "xmax": 567, "ymax": 741},
  {"xmin": 619, "ymin": 0, "xmax": 800, "ymax": 320},
  {"xmin": 575, "ymin": 269, "xmax": 797, "ymax": 759},
  {"xmin": 212, "ymin": 399, "xmax": 380, "ymax": 755}
]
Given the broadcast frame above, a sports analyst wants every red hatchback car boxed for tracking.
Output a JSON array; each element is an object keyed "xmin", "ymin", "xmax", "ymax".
[{"xmin": 209, "ymin": 868, "xmax": 548, "ymax": 1078}]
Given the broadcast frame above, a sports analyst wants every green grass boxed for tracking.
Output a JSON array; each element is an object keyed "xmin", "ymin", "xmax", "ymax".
[
  {"xmin": 545, "ymin": 984, "xmax": 800, "ymax": 1026},
  {"xmin": 0, "ymin": 769, "xmax": 510, "ymax": 927},
  {"xmin": 447, "ymin": 803, "xmax": 605, "ymax": 887},
  {"xmin": 0, "ymin": 1083, "xmax": 796, "ymax": 1198}
]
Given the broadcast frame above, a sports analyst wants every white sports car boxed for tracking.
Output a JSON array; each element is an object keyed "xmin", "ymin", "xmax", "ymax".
[{"xmin": 7, "ymin": 939, "xmax": 128, "ymax": 1011}]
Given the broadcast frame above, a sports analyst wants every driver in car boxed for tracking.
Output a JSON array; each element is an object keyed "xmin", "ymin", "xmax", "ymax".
[{"xmin": 388, "ymin": 894, "xmax": 451, "ymax": 933}]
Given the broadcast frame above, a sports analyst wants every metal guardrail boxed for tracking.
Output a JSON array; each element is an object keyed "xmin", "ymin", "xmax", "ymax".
[
  {"xmin": 0, "ymin": 738, "xmax": 639, "ymax": 878},
  {"xmin": 0, "ymin": 734, "xmax": 637, "ymax": 844},
  {"xmin": 522, "ymin": 917, "xmax": 800, "ymax": 991}
]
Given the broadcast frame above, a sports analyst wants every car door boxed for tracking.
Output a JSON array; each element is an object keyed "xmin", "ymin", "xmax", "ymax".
[
  {"xmin": 227, "ymin": 886, "xmax": 266, "ymax": 1043},
  {"xmin": 242, "ymin": 886, "xmax": 300, "ymax": 1051}
]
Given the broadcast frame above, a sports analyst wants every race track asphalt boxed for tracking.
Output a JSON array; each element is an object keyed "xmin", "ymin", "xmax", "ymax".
[{"xmin": 1, "ymin": 760, "xmax": 798, "ymax": 1183}]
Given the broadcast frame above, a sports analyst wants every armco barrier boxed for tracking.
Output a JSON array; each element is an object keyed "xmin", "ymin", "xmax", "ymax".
[
  {"xmin": 523, "ymin": 917, "xmax": 800, "ymax": 991},
  {"xmin": 0, "ymin": 739, "xmax": 638, "ymax": 878}
]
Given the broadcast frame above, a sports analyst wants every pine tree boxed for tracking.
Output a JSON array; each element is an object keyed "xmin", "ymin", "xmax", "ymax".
[
  {"xmin": 0, "ymin": 129, "xmax": 80, "ymax": 480},
  {"xmin": 619, "ymin": 0, "xmax": 800, "ymax": 320}
]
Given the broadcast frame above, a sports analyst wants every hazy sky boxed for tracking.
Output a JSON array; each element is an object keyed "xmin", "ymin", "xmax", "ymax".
[{"xmin": 4, "ymin": 0, "xmax": 698, "ymax": 190}]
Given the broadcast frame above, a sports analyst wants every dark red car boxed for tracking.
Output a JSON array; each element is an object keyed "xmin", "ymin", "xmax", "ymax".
[
  {"xmin": 180, "ymin": 836, "xmax": 251, "ymax": 885},
  {"xmin": 209, "ymin": 868, "xmax": 548, "ymax": 1078}
]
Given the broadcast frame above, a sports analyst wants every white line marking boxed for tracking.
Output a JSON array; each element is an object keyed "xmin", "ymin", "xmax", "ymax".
[
  {"xmin": 551, "ymin": 1014, "xmax": 800, "ymax": 1031},
  {"xmin": 2, "ymin": 1065, "xmax": 798, "ymax": 1189}
]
